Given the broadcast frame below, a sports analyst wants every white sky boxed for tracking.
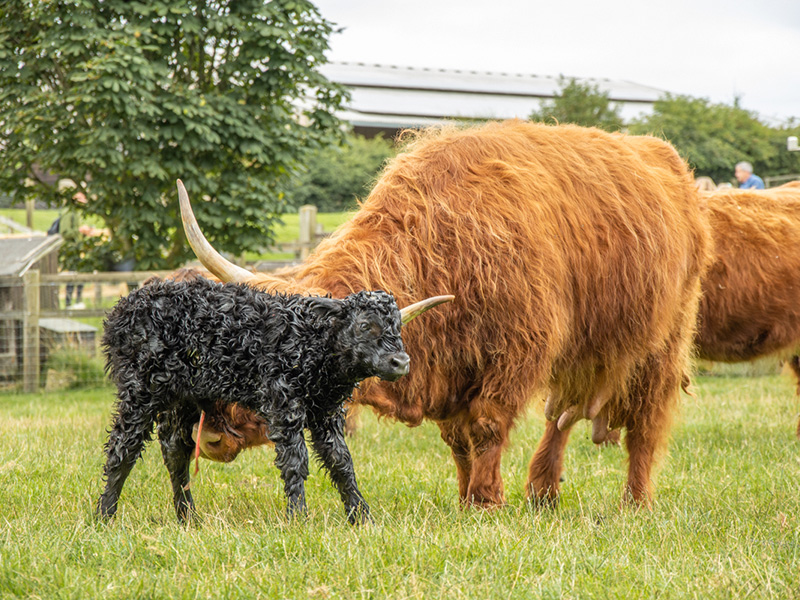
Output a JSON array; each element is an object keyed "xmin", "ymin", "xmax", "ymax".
[{"xmin": 313, "ymin": 0, "xmax": 800, "ymax": 125}]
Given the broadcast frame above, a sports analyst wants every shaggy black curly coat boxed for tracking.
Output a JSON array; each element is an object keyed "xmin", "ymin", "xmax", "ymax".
[{"xmin": 96, "ymin": 277, "xmax": 410, "ymax": 524}]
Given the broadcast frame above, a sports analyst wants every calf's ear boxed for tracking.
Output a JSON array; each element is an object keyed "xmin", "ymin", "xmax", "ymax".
[{"xmin": 307, "ymin": 296, "xmax": 344, "ymax": 320}]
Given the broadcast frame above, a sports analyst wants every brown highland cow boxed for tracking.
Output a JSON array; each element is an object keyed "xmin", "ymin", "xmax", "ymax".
[
  {"xmin": 696, "ymin": 182, "xmax": 800, "ymax": 436},
  {"xmin": 181, "ymin": 120, "xmax": 712, "ymax": 507}
]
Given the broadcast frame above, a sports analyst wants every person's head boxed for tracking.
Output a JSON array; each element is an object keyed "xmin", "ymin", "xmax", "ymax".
[{"xmin": 734, "ymin": 161, "xmax": 754, "ymax": 183}]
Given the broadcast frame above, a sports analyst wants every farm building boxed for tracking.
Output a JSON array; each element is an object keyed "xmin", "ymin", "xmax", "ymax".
[{"xmin": 319, "ymin": 61, "xmax": 666, "ymax": 137}]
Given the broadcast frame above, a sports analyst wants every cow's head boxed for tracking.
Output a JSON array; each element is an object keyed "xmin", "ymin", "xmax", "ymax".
[{"xmin": 192, "ymin": 403, "xmax": 271, "ymax": 463}]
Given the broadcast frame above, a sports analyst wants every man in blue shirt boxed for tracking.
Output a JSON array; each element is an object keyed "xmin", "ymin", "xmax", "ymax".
[{"xmin": 734, "ymin": 161, "xmax": 765, "ymax": 189}]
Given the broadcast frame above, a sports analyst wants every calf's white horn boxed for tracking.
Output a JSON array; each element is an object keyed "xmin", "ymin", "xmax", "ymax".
[{"xmin": 400, "ymin": 295, "xmax": 455, "ymax": 324}]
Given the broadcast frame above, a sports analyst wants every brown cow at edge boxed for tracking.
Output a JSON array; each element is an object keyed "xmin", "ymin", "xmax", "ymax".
[
  {"xmin": 696, "ymin": 182, "xmax": 800, "ymax": 437},
  {"xmin": 180, "ymin": 120, "xmax": 711, "ymax": 508}
]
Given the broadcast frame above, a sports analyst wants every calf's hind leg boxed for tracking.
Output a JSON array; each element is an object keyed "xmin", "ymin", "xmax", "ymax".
[
  {"xmin": 96, "ymin": 392, "xmax": 158, "ymax": 520},
  {"xmin": 157, "ymin": 408, "xmax": 199, "ymax": 523}
]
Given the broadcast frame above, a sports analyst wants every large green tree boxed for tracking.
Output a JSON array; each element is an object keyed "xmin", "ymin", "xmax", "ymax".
[
  {"xmin": 0, "ymin": 0, "xmax": 347, "ymax": 269},
  {"xmin": 529, "ymin": 77, "xmax": 624, "ymax": 132},
  {"xmin": 628, "ymin": 95, "xmax": 780, "ymax": 185}
]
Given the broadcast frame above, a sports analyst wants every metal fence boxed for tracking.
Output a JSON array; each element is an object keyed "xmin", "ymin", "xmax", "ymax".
[
  {"xmin": 765, "ymin": 173, "xmax": 800, "ymax": 187},
  {"xmin": 1, "ymin": 270, "xmax": 169, "ymax": 393}
]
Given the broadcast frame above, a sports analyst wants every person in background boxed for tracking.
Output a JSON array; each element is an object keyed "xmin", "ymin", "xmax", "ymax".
[
  {"xmin": 58, "ymin": 192, "xmax": 93, "ymax": 309},
  {"xmin": 734, "ymin": 161, "xmax": 765, "ymax": 190},
  {"xmin": 50, "ymin": 182, "xmax": 107, "ymax": 309}
]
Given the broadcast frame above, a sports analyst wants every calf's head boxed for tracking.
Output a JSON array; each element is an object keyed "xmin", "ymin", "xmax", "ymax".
[{"xmin": 310, "ymin": 290, "xmax": 453, "ymax": 382}]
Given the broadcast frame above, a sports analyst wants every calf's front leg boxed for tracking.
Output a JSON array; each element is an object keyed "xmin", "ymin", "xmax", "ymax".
[
  {"xmin": 157, "ymin": 409, "xmax": 199, "ymax": 523},
  {"xmin": 309, "ymin": 413, "xmax": 371, "ymax": 525},
  {"xmin": 268, "ymin": 418, "xmax": 309, "ymax": 520}
]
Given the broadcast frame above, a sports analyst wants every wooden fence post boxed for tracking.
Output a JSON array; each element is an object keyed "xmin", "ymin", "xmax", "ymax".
[
  {"xmin": 25, "ymin": 199, "xmax": 35, "ymax": 230},
  {"xmin": 298, "ymin": 205, "xmax": 318, "ymax": 260},
  {"xmin": 23, "ymin": 269, "xmax": 40, "ymax": 393}
]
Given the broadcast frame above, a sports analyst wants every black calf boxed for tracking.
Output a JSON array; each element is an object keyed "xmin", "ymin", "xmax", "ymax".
[{"xmin": 97, "ymin": 277, "xmax": 412, "ymax": 524}]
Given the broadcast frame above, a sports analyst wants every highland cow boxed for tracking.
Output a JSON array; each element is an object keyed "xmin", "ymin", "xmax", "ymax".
[
  {"xmin": 179, "ymin": 120, "xmax": 712, "ymax": 508},
  {"xmin": 96, "ymin": 276, "xmax": 450, "ymax": 523},
  {"xmin": 695, "ymin": 182, "xmax": 800, "ymax": 436}
]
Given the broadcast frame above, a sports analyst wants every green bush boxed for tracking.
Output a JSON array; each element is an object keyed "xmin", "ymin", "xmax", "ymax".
[
  {"xmin": 529, "ymin": 77, "xmax": 624, "ymax": 132},
  {"xmin": 628, "ymin": 95, "xmax": 782, "ymax": 185},
  {"xmin": 288, "ymin": 134, "xmax": 396, "ymax": 212}
]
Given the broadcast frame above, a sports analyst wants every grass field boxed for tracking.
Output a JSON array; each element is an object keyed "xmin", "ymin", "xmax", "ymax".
[{"xmin": 0, "ymin": 372, "xmax": 798, "ymax": 599}]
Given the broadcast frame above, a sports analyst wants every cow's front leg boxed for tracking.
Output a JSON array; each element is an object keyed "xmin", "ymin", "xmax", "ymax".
[
  {"xmin": 308, "ymin": 413, "xmax": 371, "ymax": 525},
  {"xmin": 464, "ymin": 414, "xmax": 512, "ymax": 508},
  {"xmin": 438, "ymin": 419, "xmax": 473, "ymax": 504}
]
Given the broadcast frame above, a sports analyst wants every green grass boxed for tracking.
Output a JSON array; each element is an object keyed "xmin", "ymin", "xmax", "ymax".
[
  {"xmin": 0, "ymin": 374, "xmax": 798, "ymax": 598},
  {"xmin": 0, "ymin": 207, "xmax": 62, "ymax": 232}
]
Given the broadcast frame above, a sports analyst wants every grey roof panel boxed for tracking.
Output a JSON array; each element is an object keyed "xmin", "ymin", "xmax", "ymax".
[
  {"xmin": 0, "ymin": 234, "xmax": 63, "ymax": 278},
  {"xmin": 320, "ymin": 62, "xmax": 667, "ymax": 130}
]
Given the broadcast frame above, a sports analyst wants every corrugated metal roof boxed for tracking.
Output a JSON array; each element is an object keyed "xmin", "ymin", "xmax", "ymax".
[
  {"xmin": 320, "ymin": 62, "xmax": 668, "ymax": 129},
  {"xmin": 0, "ymin": 234, "xmax": 63, "ymax": 278}
]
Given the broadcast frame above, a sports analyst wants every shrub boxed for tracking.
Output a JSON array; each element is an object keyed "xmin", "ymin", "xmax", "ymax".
[{"xmin": 288, "ymin": 134, "xmax": 396, "ymax": 212}]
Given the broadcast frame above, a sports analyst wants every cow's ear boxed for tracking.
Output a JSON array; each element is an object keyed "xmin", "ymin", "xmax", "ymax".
[{"xmin": 307, "ymin": 296, "xmax": 344, "ymax": 321}]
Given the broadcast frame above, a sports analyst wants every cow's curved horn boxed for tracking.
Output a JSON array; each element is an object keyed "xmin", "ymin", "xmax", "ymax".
[
  {"xmin": 177, "ymin": 179, "xmax": 256, "ymax": 284},
  {"xmin": 400, "ymin": 295, "xmax": 455, "ymax": 325}
]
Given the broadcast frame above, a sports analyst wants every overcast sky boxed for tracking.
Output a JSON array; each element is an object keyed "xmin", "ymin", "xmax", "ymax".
[{"xmin": 313, "ymin": 0, "xmax": 800, "ymax": 125}]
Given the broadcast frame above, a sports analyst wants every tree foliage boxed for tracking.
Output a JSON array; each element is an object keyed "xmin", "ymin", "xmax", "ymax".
[
  {"xmin": 529, "ymin": 77, "xmax": 624, "ymax": 132},
  {"xmin": 288, "ymin": 134, "xmax": 395, "ymax": 212},
  {"xmin": 0, "ymin": 0, "xmax": 347, "ymax": 269},
  {"xmin": 628, "ymin": 95, "xmax": 790, "ymax": 185}
]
